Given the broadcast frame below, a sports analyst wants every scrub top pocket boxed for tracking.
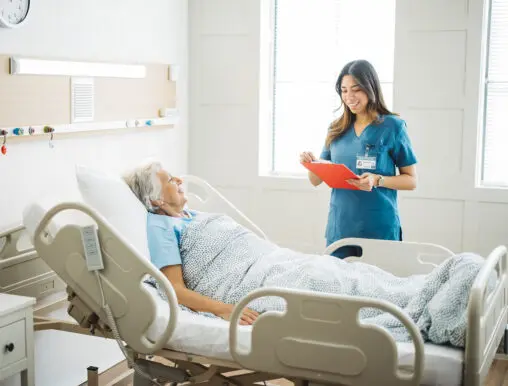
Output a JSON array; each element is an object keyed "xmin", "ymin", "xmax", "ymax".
[{"xmin": 370, "ymin": 145, "xmax": 393, "ymax": 175}]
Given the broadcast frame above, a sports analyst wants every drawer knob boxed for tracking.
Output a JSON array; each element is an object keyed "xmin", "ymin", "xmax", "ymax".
[{"xmin": 5, "ymin": 343, "xmax": 14, "ymax": 352}]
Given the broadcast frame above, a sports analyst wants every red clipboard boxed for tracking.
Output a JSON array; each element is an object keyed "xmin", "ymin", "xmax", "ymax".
[{"xmin": 302, "ymin": 161, "xmax": 360, "ymax": 190}]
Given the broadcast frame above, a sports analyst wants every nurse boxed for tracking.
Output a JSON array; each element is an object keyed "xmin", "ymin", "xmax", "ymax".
[{"xmin": 300, "ymin": 59, "xmax": 418, "ymax": 258}]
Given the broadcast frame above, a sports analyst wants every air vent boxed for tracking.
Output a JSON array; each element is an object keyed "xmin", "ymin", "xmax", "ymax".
[{"xmin": 71, "ymin": 77, "xmax": 94, "ymax": 123}]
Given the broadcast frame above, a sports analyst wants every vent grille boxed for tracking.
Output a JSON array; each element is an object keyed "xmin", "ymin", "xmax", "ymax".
[{"xmin": 71, "ymin": 77, "xmax": 94, "ymax": 123}]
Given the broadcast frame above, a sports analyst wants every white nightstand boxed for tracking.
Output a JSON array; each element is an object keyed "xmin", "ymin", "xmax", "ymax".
[{"xmin": 0, "ymin": 294, "xmax": 35, "ymax": 386}]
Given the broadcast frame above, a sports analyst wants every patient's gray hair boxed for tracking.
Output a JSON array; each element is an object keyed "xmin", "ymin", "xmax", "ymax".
[{"xmin": 122, "ymin": 160, "xmax": 163, "ymax": 212}]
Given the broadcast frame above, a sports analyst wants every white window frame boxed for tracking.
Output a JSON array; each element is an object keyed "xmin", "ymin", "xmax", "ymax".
[
  {"xmin": 478, "ymin": 0, "xmax": 508, "ymax": 189},
  {"xmin": 260, "ymin": 0, "xmax": 396, "ymax": 178},
  {"xmin": 258, "ymin": 0, "xmax": 277, "ymax": 179},
  {"xmin": 463, "ymin": 0, "xmax": 508, "ymax": 203}
]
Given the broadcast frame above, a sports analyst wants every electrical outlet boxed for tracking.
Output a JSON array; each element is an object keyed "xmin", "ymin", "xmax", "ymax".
[
  {"xmin": 168, "ymin": 64, "xmax": 179, "ymax": 81},
  {"xmin": 39, "ymin": 280, "xmax": 54, "ymax": 293}
]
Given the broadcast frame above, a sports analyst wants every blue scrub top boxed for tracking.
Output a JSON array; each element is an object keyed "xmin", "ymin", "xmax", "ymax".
[{"xmin": 320, "ymin": 114, "xmax": 417, "ymax": 258}]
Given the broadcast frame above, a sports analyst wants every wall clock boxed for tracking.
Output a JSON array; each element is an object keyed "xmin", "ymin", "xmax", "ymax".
[{"xmin": 0, "ymin": 0, "xmax": 30, "ymax": 29}]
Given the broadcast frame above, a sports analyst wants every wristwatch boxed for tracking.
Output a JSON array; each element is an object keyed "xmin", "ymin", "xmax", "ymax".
[{"xmin": 376, "ymin": 175, "xmax": 385, "ymax": 188}]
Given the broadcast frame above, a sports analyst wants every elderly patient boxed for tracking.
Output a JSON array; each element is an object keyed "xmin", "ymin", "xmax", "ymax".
[
  {"xmin": 122, "ymin": 162, "xmax": 259, "ymax": 324},
  {"xmin": 123, "ymin": 161, "xmax": 487, "ymax": 348}
]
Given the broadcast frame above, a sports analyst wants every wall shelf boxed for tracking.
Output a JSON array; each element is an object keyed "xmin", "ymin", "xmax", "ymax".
[{"xmin": 1, "ymin": 110, "xmax": 179, "ymax": 141}]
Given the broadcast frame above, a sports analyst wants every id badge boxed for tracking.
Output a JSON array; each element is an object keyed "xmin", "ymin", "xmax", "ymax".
[{"xmin": 356, "ymin": 155, "xmax": 376, "ymax": 170}]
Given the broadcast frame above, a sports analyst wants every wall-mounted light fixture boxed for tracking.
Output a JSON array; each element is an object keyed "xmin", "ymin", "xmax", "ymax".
[{"xmin": 9, "ymin": 57, "xmax": 146, "ymax": 78}]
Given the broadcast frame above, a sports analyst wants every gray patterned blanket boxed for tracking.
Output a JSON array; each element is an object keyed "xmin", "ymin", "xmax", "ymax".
[{"xmin": 148, "ymin": 212, "xmax": 490, "ymax": 348}]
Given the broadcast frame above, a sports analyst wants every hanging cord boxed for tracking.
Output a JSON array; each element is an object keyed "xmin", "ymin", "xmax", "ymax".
[
  {"xmin": 94, "ymin": 271, "xmax": 163, "ymax": 386},
  {"xmin": 1, "ymin": 130, "xmax": 7, "ymax": 155}
]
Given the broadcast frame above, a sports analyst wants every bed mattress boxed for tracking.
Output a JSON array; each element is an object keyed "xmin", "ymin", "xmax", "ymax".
[{"xmin": 145, "ymin": 285, "xmax": 464, "ymax": 386}]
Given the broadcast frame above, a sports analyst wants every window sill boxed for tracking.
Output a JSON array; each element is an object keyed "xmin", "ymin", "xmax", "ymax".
[
  {"xmin": 469, "ymin": 184, "xmax": 508, "ymax": 204},
  {"xmin": 255, "ymin": 174, "xmax": 508, "ymax": 202},
  {"xmin": 257, "ymin": 172, "xmax": 329, "ymax": 192},
  {"xmin": 478, "ymin": 183, "xmax": 508, "ymax": 190}
]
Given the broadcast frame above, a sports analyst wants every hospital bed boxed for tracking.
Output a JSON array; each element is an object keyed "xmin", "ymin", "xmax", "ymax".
[{"xmin": 2, "ymin": 170, "xmax": 507, "ymax": 386}]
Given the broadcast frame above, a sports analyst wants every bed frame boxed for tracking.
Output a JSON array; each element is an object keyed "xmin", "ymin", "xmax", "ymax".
[{"xmin": 1, "ymin": 175, "xmax": 507, "ymax": 386}]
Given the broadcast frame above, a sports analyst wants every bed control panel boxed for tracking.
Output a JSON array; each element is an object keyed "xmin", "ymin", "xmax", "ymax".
[{"xmin": 80, "ymin": 225, "xmax": 104, "ymax": 271}]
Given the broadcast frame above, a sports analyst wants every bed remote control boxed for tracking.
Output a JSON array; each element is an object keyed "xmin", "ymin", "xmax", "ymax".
[{"xmin": 80, "ymin": 225, "xmax": 104, "ymax": 271}]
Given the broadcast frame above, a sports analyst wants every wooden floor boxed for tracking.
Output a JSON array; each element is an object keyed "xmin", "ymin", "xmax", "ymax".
[
  {"xmin": 104, "ymin": 358, "xmax": 508, "ymax": 386},
  {"xmin": 484, "ymin": 359, "xmax": 508, "ymax": 386}
]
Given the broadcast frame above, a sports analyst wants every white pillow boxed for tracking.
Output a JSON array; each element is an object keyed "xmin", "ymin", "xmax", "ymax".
[{"xmin": 75, "ymin": 164, "xmax": 150, "ymax": 260}]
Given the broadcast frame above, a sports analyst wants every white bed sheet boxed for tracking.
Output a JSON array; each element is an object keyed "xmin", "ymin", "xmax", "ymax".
[{"xmin": 144, "ymin": 285, "xmax": 464, "ymax": 386}]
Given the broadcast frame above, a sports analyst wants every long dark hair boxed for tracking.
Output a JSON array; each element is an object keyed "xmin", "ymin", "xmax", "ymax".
[{"xmin": 325, "ymin": 59, "xmax": 395, "ymax": 147}]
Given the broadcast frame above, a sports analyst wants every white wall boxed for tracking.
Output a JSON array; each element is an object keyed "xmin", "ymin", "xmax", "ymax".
[
  {"xmin": 0, "ymin": 1, "xmax": 188, "ymax": 385},
  {"xmin": 0, "ymin": 0, "xmax": 189, "ymax": 228},
  {"xmin": 394, "ymin": 0, "xmax": 508, "ymax": 257},
  {"xmin": 188, "ymin": 0, "xmax": 508, "ymax": 257},
  {"xmin": 189, "ymin": 0, "xmax": 330, "ymax": 254}
]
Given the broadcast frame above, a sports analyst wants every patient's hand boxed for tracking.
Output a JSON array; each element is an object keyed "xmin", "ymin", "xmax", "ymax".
[
  {"xmin": 160, "ymin": 265, "xmax": 259, "ymax": 324},
  {"xmin": 217, "ymin": 305, "xmax": 259, "ymax": 325}
]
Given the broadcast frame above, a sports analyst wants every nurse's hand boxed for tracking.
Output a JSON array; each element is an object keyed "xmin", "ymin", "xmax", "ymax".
[
  {"xmin": 347, "ymin": 172, "xmax": 379, "ymax": 191},
  {"xmin": 299, "ymin": 151, "xmax": 317, "ymax": 163}
]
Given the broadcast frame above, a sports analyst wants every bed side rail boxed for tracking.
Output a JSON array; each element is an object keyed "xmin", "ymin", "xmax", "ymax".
[
  {"xmin": 229, "ymin": 288, "xmax": 424, "ymax": 386},
  {"xmin": 465, "ymin": 245, "xmax": 508, "ymax": 386},
  {"xmin": 325, "ymin": 237, "xmax": 454, "ymax": 276},
  {"xmin": 0, "ymin": 222, "xmax": 66, "ymax": 299},
  {"xmin": 181, "ymin": 175, "xmax": 268, "ymax": 240},
  {"xmin": 29, "ymin": 201, "xmax": 179, "ymax": 354},
  {"xmin": 0, "ymin": 223, "xmax": 37, "ymax": 269}
]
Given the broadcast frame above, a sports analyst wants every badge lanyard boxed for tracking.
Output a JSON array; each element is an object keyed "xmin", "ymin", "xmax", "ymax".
[{"xmin": 356, "ymin": 144, "xmax": 377, "ymax": 170}]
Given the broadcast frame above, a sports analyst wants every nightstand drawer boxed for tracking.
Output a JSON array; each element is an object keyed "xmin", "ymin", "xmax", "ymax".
[{"xmin": 0, "ymin": 319, "xmax": 26, "ymax": 369}]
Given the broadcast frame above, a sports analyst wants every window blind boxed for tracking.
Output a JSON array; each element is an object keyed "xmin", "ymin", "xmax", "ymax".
[{"xmin": 482, "ymin": 0, "xmax": 508, "ymax": 187}]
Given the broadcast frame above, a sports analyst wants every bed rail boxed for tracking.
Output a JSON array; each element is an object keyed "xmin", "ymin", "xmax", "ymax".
[
  {"xmin": 27, "ymin": 201, "xmax": 180, "ymax": 354},
  {"xmin": 0, "ymin": 223, "xmax": 38, "ymax": 269},
  {"xmin": 0, "ymin": 223, "xmax": 65, "ymax": 299},
  {"xmin": 465, "ymin": 245, "xmax": 508, "ymax": 386},
  {"xmin": 229, "ymin": 287, "xmax": 424, "ymax": 386},
  {"xmin": 182, "ymin": 175, "xmax": 268, "ymax": 240},
  {"xmin": 325, "ymin": 237, "xmax": 454, "ymax": 276}
]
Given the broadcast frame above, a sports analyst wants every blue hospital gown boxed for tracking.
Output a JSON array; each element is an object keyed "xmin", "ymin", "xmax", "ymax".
[
  {"xmin": 146, "ymin": 210, "xmax": 195, "ymax": 269},
  {"xmin": 320, "ymin": 114, "xmax": 417, "ymax": 258}
]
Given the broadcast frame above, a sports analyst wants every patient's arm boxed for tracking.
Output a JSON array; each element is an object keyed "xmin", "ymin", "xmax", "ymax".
[{"xmin": 161, "ymin": 265, "xmax": 259, "ymax": 325}]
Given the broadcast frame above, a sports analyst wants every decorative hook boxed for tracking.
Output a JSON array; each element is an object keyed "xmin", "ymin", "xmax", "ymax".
[
  {"xmin": 43, "ymin": 126, "xmax": 55, "ymax": 148},
  {"xmin": 28, "ymin": 127, "xmax": 35, "ymax": 135},
  {"xmin": 1, "ymin": 129, "xmax": 7, "ymax": 155}
]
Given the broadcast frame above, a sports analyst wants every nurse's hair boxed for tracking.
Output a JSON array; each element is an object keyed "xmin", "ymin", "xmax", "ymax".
[
  {"xmin": 325, "ymin": 59, "xmax": 395, "ymax": 147},
  {"xmin": 122, "ymin": 159, "xmax": 163, "ymax": 212}
]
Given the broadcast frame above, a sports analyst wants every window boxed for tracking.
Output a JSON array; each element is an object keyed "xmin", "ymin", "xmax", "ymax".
[
  {"xmin": 269, "ymin": 0, "xmax": 396, "ymax": 175},
  {"xmin": 481, "ymin": 0, "xmax": 508, "ymax": 187}
]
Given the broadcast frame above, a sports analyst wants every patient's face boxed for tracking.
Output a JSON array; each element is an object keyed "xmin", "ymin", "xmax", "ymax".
[{"xmin": 156, "ymin": 169, "xmax": 187, "ymax": 216}]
